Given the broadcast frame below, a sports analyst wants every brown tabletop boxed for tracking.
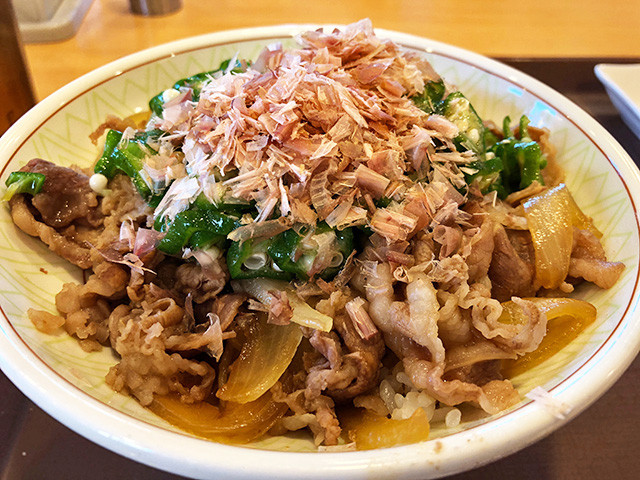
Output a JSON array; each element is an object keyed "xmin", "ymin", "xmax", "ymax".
[
  {"xmin": 21, "ymin": 1, "xmax": 640, "ymax": 101},
  {"xmin": 1, "ymin": 58, "xmax": 640, "ymax": 479}
]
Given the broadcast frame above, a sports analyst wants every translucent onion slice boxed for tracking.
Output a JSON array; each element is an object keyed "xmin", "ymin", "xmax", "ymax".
[
  {"xmin": 341, "ymin": 407, "xmax": 431, "ymax": 450},
  {"xmin": 500, "ymin": 297, "xmax": 597, "ymax": 377},
  {"xmin": 234, "ymin": 277, "xmax": 288, "ymax": 305},
  {"xmin": 287, "ymin": 290, "xmax": 334, "ymax": 332},
  {"xmin": 149, "ymin": 391, "xmax": 288, "ymax": 443},
  {"xmin": 234, "ymin": 278, "xmax": 333, "ymax": 331},
  {"xmin": 564, "ymin": 188, "xmax": 603, "ymax": 239},
  {"xmin": 217, "ymin": 314, "xmax": 302, "ymax": 403},
  {"xmin": 523, "ymin": 184, "xmax": 574, "ymax": 289}
]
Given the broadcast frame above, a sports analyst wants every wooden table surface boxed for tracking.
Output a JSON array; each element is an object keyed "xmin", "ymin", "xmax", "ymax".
[{"xmin": 22, "ymin": 0, "xmax": 640, "ymax": 100}]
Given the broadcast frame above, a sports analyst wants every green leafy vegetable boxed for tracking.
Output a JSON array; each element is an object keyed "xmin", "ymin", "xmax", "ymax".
[
  {"xmin": 3, "ymin": 171, "xmax": 46, "ymax": 201},
  {"xmin": 94, "ymin": 128, "xmax": 166, "ymax": 205}
]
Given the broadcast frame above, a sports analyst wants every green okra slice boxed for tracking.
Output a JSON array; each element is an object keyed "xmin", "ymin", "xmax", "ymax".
[
  {"xmin": 268, "ymin": 223, "xmax": 354, "ymax": 280},
  {"xmin": 227, "ymin": 238, "xmax": 293, "ymax": 281},
  {"xmin": 411, "ymin": 78, "xmax": 447, "ymax": 115},
  {"xmin": 3, "ymin": 171, "xmax": 46, "ymax": 201},
  {"xmin": 442, "ymin": 91, "xmax": 486, "ymax": 156},
  {"xmin": 94, "ymin": 128, "xmax": 166, "ymax": 205},
  {"xmin": 157, "ymin": 207, "xmax": 240, "ymax": 255}
]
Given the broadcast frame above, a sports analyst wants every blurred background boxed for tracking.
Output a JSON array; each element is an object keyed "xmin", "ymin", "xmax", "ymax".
[
  {"xmin": 2, "ymin": 0, "xmax": 640, "ymax": 479},
  {"xmin": 10, "ymin": 0, "xmax": 640, "ymax": 100}
]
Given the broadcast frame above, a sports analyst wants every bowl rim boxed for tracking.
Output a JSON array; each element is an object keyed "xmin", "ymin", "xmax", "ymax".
[{"xmin": 1, "ymin": 23, "xmax": 640, "ymax": 480}]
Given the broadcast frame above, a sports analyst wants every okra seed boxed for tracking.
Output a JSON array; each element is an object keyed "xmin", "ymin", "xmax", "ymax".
[
  {"xmin": 243, "ymin": 252, "xmax": 268, "ymax": 270},
  {"xmin": 162, "ymin": 88, "xmax": 181, "ymax": 104},
  {"xmin": 329, "ymin": 252, "xmax": 344, "ymax": 268},
  {"xmin": 89, "ymin": 173, "xmax": 108, "ymax": 194}
]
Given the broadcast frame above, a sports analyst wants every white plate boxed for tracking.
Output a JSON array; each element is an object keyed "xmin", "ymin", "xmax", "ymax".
[
  {"xmin": 1, "ymin": 24, "xmax": 640, "ymax": 480},
  {"xmin": 595, "ymin": 63, "xmax": 640, "ymax": 140}
]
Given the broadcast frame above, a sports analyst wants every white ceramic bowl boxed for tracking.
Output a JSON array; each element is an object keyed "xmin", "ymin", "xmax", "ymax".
[{"xmin": 1, "ymin": 25, "xmax": 639, "ymax": 479}]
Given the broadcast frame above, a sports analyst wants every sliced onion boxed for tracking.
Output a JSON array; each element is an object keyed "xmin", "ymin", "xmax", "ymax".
[
  {"xmin": 564, "ymin": 188, "xmax": 603, "ymax": 239},
  {"xmin": 217, "ymin": 314, "xmax": 302, "ymax": 403},
  {"xmin": 149, "ymin": 391, "xmax": 288, "ymax": 443},
  {"xmin": 233, "ymin": 278, "xmax": 289, "ymax": 305},
  {"xmin": 523, "ymin": 184, "xmax": 573, "ymax": 289},
  {"xmin": 234, "ymin": 278, "xmax": 334, "ymax": 331},
  {"xmin": 445, "ymin": 341, "xmax": 516, "ymax": 372},
  {"xmin": 341, "ymin": 407, "xmax": 431, "ymax": 450},
  {"xmin": 287, "ymin": 290, "xmax": 334, "ymax": 331},
  {"xmin": 503, "ymin": 297, "xmax": 596, "ymax": 323},
  {"xmin": 501, "ymin": 297, "xmax": 597, "ymax": 377}
]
